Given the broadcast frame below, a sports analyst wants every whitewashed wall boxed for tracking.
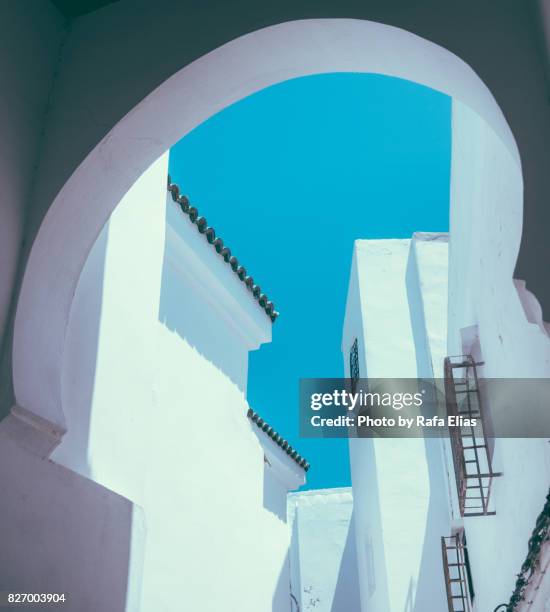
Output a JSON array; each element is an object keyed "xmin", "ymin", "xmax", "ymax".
[
  {"xmin": 342, "ymin": 235, "xmax": 450, "ymax": 612},
  {"xmin": 343, "ymin": 95, "xmax": 550, "ymax": 612},
  {"xmin": 44, "ymin": 152, "xmax": 303, "ymax": 611},
  {"xmin": 448, "ymin": 100, "xmax": 550, "ymax": 611},
  {"xmin": 288, "ymin": 488, "xmax": 361, "ymax": 611},
  {"xmin": 0, "ymin": 422, "xmax": 146, "ymax": 612}
]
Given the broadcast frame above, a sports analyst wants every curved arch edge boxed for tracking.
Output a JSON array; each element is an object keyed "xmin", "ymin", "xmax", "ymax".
[{"xmin": 12, "ymin": 17, "xmax": 522, "ymax": 438}]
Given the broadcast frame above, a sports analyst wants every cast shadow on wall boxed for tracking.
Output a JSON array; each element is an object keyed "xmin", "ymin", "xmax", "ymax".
[{"xmin": 158, "ymin": 202, "xmax": 249, "ymax": 393}]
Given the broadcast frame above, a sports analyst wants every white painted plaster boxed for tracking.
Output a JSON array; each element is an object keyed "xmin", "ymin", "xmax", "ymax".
[
  {"xmin": 47, "ymin": 153, "xmax": 300, "ymax": 610},
  {"xmin": 448, "ymin": 100, "xmax": 550, "ymax": 611},
  {"xmin": 162, "ymin": 197, "xmax": 270, "ymax": 392},
  {"xmin": 408, "ymin": 234, "xmax": 460, "ymax": 522},
  {"xmin": 342, "ymin": 236, "xmax": 450, "ymax": 612},
  {"xmin": 12, "ymin": 17, "xmax": 522, "ymax": 445},
  {"xmin": 0, "ymin": 422, "xmax": 146, "ymax": 612},
  {"xmin": 288, "ymin": 488, "xmax": 361, "ymax": 612},
  {"xmin": 343, "ymin": 196, "xmax": 550, "ymax": 610},
  {"xmin": 448, "ymin": 100, "xmax": 550, "ymax": 378},
  {"xmin": 255, "ymin": 427, "xmax": 307, "ymax": 493}
]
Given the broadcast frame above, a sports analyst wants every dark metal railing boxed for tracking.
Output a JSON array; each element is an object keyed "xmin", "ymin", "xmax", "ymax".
[
  {"xmin": 442, "ymin": 531, "xmax": 474, "ymax": 612},
  {"xmin": 350, "ymin": 338, "xmax": 359, "ymax": 394},
  {"xmin": 444, "ymin": 355, "xmax": 502, "ymax": 517}
]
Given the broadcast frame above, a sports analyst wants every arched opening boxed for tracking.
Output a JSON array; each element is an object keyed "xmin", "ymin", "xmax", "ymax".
[
  {"xmin": 10, "ymin": 18, "xmax": 526, "ymax": 446},
  {"xmin": 6, "ymin": 16, "xmax": 549, "ymax": 612}
]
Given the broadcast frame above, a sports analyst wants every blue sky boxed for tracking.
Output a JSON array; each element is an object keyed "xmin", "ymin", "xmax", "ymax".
[{"xmin": 169, "ymin": 73, "xmax": 451, "ymax": 490}]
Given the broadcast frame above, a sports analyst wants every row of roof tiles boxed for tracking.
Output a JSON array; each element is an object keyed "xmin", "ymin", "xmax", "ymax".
[
  {"xmin": 247, "ymin": 408, "xmax": 310, "ymax": 471},
  {"xmin": 167, "ymin": 177, "xmax": 279, "ymax": 323},
  {"xmin": 166, "ymin": 178, "xmax": 305, "ymax": 470}
]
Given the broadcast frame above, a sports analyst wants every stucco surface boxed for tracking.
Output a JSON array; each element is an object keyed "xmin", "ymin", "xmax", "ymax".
[
  {"xmin": 288, "ymin": 488, "xmax": 361, "ymax": 612},
  {"xmin": 448, "ymin": 100, "xmax": 550, "ymax": 612},
  {"xmin": 342, "ymin": 236, "xmax": 451, "ymax": 612},
  {"xmin": 344, "ymin": 222, "xmax": 550, "ymax": 609},
  {"xmin": 49, "ymin": 153, "xmax": 298, "ymax": 610},
  {"xmin": 0, "ymin": 424, "xmax": 144, "ymax": 612}
]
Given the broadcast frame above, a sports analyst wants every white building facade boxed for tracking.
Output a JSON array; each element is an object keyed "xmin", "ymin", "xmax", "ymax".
[
  {"xmin": 288, "ymin": 487, "xmax": 361, "ymax": 612},
  {"xmin": 2, "ymin": 6, "xmax": 550, "ymax": 611},
  {"xmin": 342, "ymin": 231, "xmax": 550, "ymax": 611},
  {"xmin": 0, "ymin": 153, "xmax": 307, "ymax": 611},
  {"xmin": 342, "ymin": 234, "xmax": 451, "ymax": 612}
]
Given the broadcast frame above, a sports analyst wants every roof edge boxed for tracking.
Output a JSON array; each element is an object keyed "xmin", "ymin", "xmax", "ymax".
[
  {"xmin": 247, "ymin": 408, "xmax": 309, "ymax": 472},
  {"xmin": 167, "ymin": 177, "xmax": 279, "ymax": 323}
]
